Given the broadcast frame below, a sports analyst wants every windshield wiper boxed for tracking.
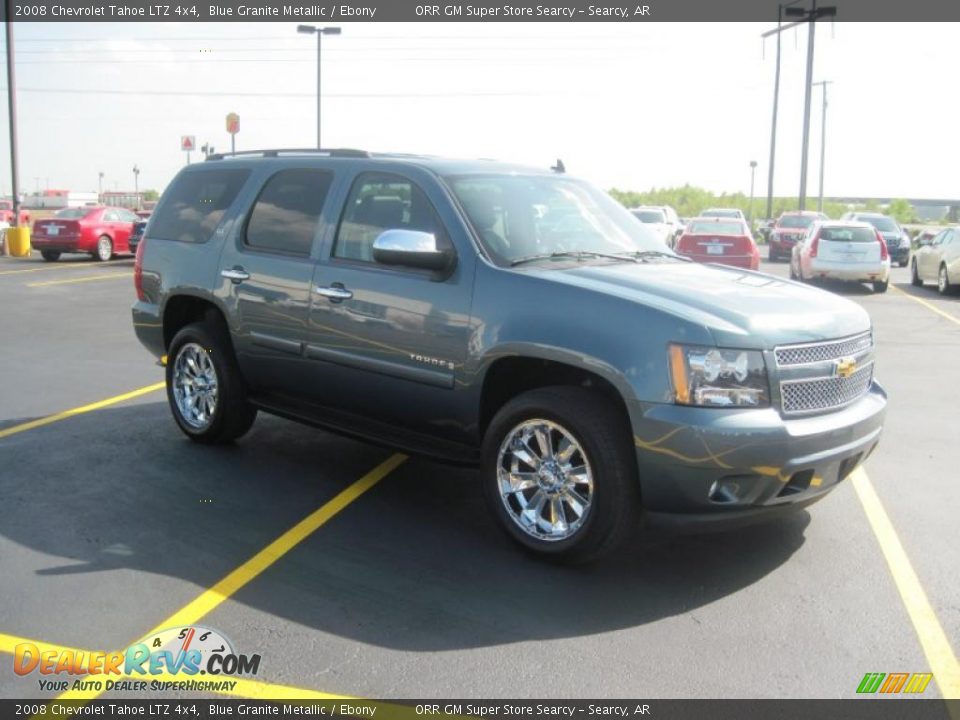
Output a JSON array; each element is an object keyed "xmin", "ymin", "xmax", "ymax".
[{"xmin": 510, "ymin": 250, "xmax": 640, "ymax": 267}]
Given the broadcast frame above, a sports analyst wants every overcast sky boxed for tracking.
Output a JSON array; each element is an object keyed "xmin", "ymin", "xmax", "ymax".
[{"xmin": 0, "ymin": 21, "xmax": 954, "ymax": 200}]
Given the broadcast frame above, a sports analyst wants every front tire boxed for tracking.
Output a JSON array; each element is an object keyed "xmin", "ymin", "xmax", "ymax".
[
  {"xmin": 911, "ymin": 260, "xmax": 922, "ymax": 287},
  {"xmin": 41, "ymin": 250, "xmax": 60, "ymax": 262},
  {"xmin": 939, "ymin": 264, "xmax": 954, "ymax": 296},
  {"xmin": 94, "ymin": 235, "xmax": 113, "ymax": 262},
  {"xmin": 481, "ymin": 387, "xmax": 640, "ymax": 563},
  {"xmin": 166, "ymin": 321, "xmax": 257, "ymax": 444}
]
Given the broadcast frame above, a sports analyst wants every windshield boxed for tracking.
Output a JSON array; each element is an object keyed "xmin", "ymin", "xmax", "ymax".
[
  {"xmin": 688, "ymin": 221, "xmax": 744, "ymax": 235},
  {"xmin": 631, "ymin": 209, "xmax": 666, "ymax": 224},
  {"xmin": 862, "ymin": 216, "xmax": 898, "ymax": 233},
  {"xmin": 54, "ymin": 208, "xmax": 93, "ymax": 219},
  {"xmin": 779, "ymin": 215, "xmax": 815, "ymax": 229},
  {"xmin": 447, "ymin": 175, "xmax": 666, "ymax": 265}
]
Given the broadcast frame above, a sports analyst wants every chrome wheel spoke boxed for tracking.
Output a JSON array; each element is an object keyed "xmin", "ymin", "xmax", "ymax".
[
  {"xmin": 496, "ymin": 418, "xmax": 593, "ymax": 542},
  {"xmin": 173, "ymin": 343, "xmax": 219, "ymax": 431}
]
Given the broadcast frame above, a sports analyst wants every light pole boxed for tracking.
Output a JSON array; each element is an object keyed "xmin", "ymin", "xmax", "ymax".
[
  {"xmin": 784, "ymin": 1, "xmax": 837, "ymax": 211},
  {"xmin": 132, "ymin": 165, "xmax": 140, "ymax": 208},
  {"xmin": 297, "ymin": 25, "xmax": 342, "ymax": 149},
  {"xmin": 749, "ymin": 160, "xmax": 758, "ymax": 223},
  {"xmin": 98, "ymin": 171, "xmax": 104, "ymax": 198},
  {"xmin": 813, "ymin": 80, "xmax": 832, "ymax": 213}
]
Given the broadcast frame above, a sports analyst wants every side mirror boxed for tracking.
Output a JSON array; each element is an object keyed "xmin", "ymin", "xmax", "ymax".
[{"xmin": 372, "ymin": 229, "xmax": 454, "ymax": 272}]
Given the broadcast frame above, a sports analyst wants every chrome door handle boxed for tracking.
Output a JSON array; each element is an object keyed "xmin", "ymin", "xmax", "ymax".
[
  {"xmin": 314, "ymin": 285, "xmax": 353, "ymax": 301},
  {"xmin": 221, "ymin": 267, "xmax": 250, "ymax": 283}
]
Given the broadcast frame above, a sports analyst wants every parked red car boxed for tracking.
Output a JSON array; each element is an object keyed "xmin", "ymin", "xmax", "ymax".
[
  {"xmin": 0, "ymin": 200, "xmax": 30, "ymax": 225},
  {"xmin": 31, "ymin": 206, "xmax": 140, "ymax": 262},
  {"xmin": 675, "ymin": 217, "xmax": 760, "ymax": 270},
  {"xmin": 768, "ymin": 210, "xmax": 825, "ymax": 262}
]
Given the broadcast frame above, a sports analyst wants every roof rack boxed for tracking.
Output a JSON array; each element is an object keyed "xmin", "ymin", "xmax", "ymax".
[{"xmin": 205, "ymin": 148, "xmax": 370, "ymax": 161}]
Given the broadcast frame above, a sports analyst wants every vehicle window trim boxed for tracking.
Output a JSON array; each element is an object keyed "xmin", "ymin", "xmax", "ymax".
[
  {"xmin": 240, "ymin": 167, "xmax": 335, "ymax": 259},
  {"xmin": 329, "ymin": 170, "xmax": 457, "ymax": 275}
]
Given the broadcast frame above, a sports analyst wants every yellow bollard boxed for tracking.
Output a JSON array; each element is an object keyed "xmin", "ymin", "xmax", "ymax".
[{"xmin": 6, "ymin": 227, "xmax": 31, "ymax": 257}]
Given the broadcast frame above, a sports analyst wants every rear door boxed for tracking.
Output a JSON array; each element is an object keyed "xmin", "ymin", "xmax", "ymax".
[
  {"xmin": 816, "ymin": 226, "xmax": 882, "ymax": 263},
  {"xmin": 217, "ymin": 167, "xmax": 335, "ymax": 397}
]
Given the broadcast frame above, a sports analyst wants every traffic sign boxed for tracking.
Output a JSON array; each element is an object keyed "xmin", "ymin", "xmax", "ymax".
[
  {"xmin": 181, "ymin": 135, "xmax": 196, "ymax": 152},
  {"xmin": 226, "ymin": 113, "xmax": 240, "ymax": 135}
]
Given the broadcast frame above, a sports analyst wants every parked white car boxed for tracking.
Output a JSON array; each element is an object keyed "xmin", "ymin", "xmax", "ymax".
[
  {"xmin": 790, "ymin": 221, "xmax": 891, "ymax": 293},
  {"xmin": 629, "ymin": 206, "xmax": 678, "ymax": 246},
  {"xmin": 911, "ymin": 226, "xmax": 959, "ymax": 295},
  {"xmin": 701, "ymin": 207, "xmax": 746, "ymax": 221}
]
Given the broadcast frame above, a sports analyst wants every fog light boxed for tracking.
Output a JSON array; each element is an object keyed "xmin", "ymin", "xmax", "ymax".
[{"xmin": 708, "ymin": 478, "xmax": 741, "ymax": 504}]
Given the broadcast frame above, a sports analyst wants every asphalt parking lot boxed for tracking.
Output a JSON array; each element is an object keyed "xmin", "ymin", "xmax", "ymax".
[{"xmin": 0, "ymin": 250, "xmax": 957, "ymax": 701}]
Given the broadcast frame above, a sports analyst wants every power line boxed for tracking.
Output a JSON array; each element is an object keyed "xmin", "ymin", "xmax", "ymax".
[{"xmin": 6, "ymin": 86, "xmax": 557, "ymax": 98}]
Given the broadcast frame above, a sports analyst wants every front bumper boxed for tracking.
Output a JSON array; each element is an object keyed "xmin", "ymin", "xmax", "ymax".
[{"xmin": 628, "ymin": 381, "xmax": 886, "ymax": 525}]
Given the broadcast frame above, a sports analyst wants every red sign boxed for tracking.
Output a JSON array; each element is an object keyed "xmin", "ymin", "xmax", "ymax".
[
  {"xmin": 181, "ymin": 135, "xmax": 195, "ymax": 151},
  {"xmin": 226, "ymin": 113, "xmax": 240, "ymax": 135}
]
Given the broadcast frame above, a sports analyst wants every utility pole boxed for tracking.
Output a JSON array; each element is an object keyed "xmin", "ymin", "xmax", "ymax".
[
  {"xmin": 813, "ymin": 80, "xmax": 832, "ymax": 213},
  {"xmin": 762, "ymin": 1, "xmax": 835, "ymax": 214},
  {"xmin": 785, "ymin": 1, "xmax": 836, "ymax": 211},
  {"xmin": 297, "ymin": 25, "xmax": 342, "ymax": 149},
  {"xmin": 5, "ymin": 7, "xmax": 21, "ymax": 233},
  {"xmin": 98, "ymin": 171, "xmax": 104, "ymax": 197},
  {"xmin": 132, "ymin": 165, "xmax": 140, "ymax": 208},
  {"xmin": 749, "ymin": 160, "xmax": 758, "ymax": 223}
]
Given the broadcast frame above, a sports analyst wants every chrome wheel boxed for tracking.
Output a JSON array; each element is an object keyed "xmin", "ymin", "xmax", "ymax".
[
  {"xmin": 172, "ymin": 343, "xmax": 219, "ymax": 430},
  {"xmin": 496, "ymin": 419, "xmax": 594, "ymax": 542},
  {"xmin": 96, "ymin": 236, "xmax": 112, "ymax": 261}
]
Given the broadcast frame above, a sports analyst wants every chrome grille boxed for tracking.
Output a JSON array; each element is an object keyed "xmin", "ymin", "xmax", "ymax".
[
  {"xmin": 780, "ymin": 362, "xmax": 874, "ymax": 415},
  {"xmin": 775, "ymin": 332, "xmax": 873, "ymax": 366}
]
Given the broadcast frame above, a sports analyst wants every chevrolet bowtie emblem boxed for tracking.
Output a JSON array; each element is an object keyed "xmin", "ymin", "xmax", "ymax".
[{"xmin": 835, "ymin": 357, "xmax": 857, "ymax": 378}]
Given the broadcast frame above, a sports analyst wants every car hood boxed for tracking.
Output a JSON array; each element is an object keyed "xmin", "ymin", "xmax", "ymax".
[{"xmin": 528, "ymin": 260, "xmax": 871, "ymax": 348}]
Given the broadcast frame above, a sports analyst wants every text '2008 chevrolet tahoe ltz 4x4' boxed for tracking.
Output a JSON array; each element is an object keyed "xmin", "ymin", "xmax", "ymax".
[{"xmin": 132, "ymin": 149, "xmax": 887, "ymax": 562}]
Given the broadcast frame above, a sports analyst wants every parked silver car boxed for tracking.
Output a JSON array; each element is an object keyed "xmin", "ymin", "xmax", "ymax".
[
  {"xmin": 790, "ymin": 221, "xmax": 891, "ymax": 293},
  {"xmin": 911, "ymin": 226, "xmax": 959, "ymax": 295}
]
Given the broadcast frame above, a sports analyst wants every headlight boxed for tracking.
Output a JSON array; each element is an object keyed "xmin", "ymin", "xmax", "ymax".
[{"xmin": 668, "ymin": 344, "xmax": 770, "ymax": 407}]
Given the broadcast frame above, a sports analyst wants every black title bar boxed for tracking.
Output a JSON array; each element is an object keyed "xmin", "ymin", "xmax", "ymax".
[{"xmin": 1, "ymin": 0, "xmax": 960, "ymax": 22}]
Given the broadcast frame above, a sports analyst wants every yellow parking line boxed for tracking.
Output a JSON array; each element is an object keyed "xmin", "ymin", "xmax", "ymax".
[
  {"xmin": 0, "ymin": 262, "xmax": 112, "ymax": 276},
  {"xmin": 852, "ymin": 468, "xmax": 960, "ymax": 699},
  {"xmin": 27, "ymin": 272, "xmax": 132, "ymax": 287},
  {"xmin": 890, "ymin": 285, "xmax": 960, "ymax": 327},
  {"xmin": 0, "ymin": 382, "xmax": 165, "ymax": 440},
  {"xmin": 53, "ymin": 452, "xmax": 407, "ymax": 702}
]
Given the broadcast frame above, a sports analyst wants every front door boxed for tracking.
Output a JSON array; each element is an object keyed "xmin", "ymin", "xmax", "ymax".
[{"xmin": 307, "ymin": 171, "xmax": 474, "ymax": 443}]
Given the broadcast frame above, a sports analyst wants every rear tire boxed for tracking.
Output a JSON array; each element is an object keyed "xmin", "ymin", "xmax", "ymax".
[
  {"xmin": 911, "ymin": 260, "xmax": 922, "ymax": 287},
  {"xmin": 481, "ymin": 386, "xmax": 640, "ymax": 564},
  {"xmin": 873, "ymin": 279, "xmax": 889, "ymax": 294},
  {"xmin": 94, "ymin": 235, "xmax": 113, "ymax": 262},
  {"xmin": 41, "ymin": 251, "xmax": 60, "ymax": 262},
  {"xmin": 166, "ymin": 321, "xmax": 257, "ymax": 444}
]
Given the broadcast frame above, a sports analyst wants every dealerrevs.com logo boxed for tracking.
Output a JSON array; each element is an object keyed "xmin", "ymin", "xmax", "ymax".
[{"xmin": 14, "ymin": 626, "xmax": 261, "ymax": 693}]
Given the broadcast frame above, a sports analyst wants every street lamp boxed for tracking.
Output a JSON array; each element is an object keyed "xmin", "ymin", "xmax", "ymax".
[
  {"xmin": 132, "ymin": 165, "xmax": 140, "ymax": 208},
  {"xmin": 749, "ymin": 160, "xmax": 758, "ymax": 223},
  {"xmin": 297, "ymin": 24, "xmax": 342, "ymax": 149},
  {"xmin": 784, "ymin": 1, "xmax": 837, "ymax": 211}
]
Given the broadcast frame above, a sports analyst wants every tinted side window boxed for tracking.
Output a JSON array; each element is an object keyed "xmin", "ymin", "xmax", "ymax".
[
  {"xmin": 243, "ymin": 169, "xmax": 333, "ymax": 256},
  {"xmin": 333, "ymin": 173, "xmax": 450, "ymax": 263},
  {"xmin": 150, "ymin": 169, "xmax": 250, "ymax": 244},
  {"xmin": 103, "ymin": 210, "xmax": 119, "ymax": 221}
]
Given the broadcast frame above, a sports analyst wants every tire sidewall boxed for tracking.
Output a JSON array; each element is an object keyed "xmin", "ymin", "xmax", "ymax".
[
  {"xmin": 96, "ymin": 236, "xmax": 113, "ymax": 261},
  {"xmin": 481, "ymin": 389, "xmax": 636, "ymax": 558}
]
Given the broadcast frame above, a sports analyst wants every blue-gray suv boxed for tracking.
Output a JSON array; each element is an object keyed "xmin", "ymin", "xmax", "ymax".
[{"xmin": 132, "ymin": 149, "xmax": 887, "ymax": 562}]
